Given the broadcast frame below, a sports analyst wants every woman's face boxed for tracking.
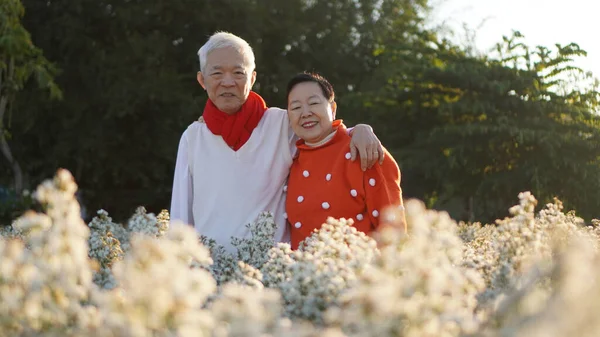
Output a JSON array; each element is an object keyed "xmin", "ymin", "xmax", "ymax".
[{"xmin": 287, "ymin": 82, "xmax": 337, "ymax": 143}]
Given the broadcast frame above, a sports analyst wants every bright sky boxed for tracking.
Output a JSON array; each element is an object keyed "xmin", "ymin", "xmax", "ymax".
[{"xmin": 429, "ymin": 0, "xmax": 599, "ymax": 79}]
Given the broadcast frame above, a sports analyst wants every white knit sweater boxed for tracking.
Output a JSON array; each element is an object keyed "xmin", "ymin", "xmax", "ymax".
[{"xmin": 170, "ymin": 108, "xmax": 295, "ymax": 253}]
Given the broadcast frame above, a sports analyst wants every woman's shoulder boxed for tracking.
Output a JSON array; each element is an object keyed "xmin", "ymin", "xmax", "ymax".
[{"xmin": 330, "ymin": 125, "xmax": 352, "ymax": 150}]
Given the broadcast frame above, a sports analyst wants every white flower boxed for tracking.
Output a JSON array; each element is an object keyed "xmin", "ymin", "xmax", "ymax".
[{"xmin": 3, "ymin": 172, "xmax": 600, "ymax": 337}]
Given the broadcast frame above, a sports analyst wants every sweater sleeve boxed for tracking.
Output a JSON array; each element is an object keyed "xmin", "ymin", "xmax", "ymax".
[
  {"xmin": 283, "ymin": 112, "xmax": 300, "ymax": 158},
  {"xmin": 363, "ymin": 148, "xmax": 404, "ymax": 231},
  {"xmin": 288, "ymin": 124, "xmax": 299, "ymax": 158},
  {"xmin": 170, "ymin": 130, "xmax": 194, "ymax": 227}
]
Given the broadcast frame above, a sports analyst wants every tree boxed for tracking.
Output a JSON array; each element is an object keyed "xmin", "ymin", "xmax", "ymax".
[
  {"xmin": 356, "ymin": 28, "xmax": 600, "ymax": 222},
  {"xmin": 0, "ymin": 0, "xmax": 61, "ymax": 195}
]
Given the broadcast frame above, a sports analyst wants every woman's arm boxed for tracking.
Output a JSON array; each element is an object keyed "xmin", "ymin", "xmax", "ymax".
[{"xmin": 363, "ymin": 148, "xmax": 407, "ymax": 233}]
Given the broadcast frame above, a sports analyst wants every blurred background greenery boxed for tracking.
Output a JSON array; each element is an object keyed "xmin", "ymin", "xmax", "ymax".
[{"xmin": 2, "ymin": 0, "xmax": 599, "ymax": 224}]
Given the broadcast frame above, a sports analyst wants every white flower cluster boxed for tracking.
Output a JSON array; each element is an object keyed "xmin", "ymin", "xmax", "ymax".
[
  {"xmin": 87, "ymin": 208, "xmax": 129, "ymax": 250},
  {"xmin": 202, "ymin": 212, "xmax": 278, "ymax": 286},
  {"xmin": 208, "ymin": 284, "xmax": 282, "ymax": 336},
  {"xmin": 86, "ymin": 206, "xmax": 171, "ymax": 289},
  {"xmin": 87, "ymin": 209, "xmax": 124, "ymax": 289},
  {"xmin": 91, "ymin": 223, "xmax": 217, "ymax": 337},
  {"xmin": 127, "ymin": 206, "xmax": 168, "ymax": 239},
  {"xmin": 200, "ymin": 236, "xmax": 241, "ymax": 285},
  {"xmin": 0, "ymin": 169, "xmax": 97, "ymax": 336},
  {"xmin": 231, "ymin": 211, "xmax": 278, "ymax": 267},
  {"xmin": 0, "ymin": 221, "xmax": 22, "ymax": 240},
  {"xmin": 473, "ymin": 216, "xmax": 600, "ymax": 337},
  {"xmin": 0, "ymin": 170, "xmax": 291, "ymax": 336},
  {"xmin": 460, "ymin": 194, "xmax": 600, "ymax": 337},
  {"xmin": 3, "ymin": 170, "xmax": 600, "ymax": 337},
  {"xmin": 326, "ymin": 200, "xmax": 485, "ymax": 337},
  {"xmin": 261, "ymin": 217, "xmax": 378, "ymax": 324},
  {"xmin": 460, "ymin": 192, "xmax": 595, "ymax": 309}
]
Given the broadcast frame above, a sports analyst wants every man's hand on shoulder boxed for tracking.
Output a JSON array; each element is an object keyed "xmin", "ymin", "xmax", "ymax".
[{"xmin": 349, "ymin": 124, "xmax": 385, "ymax": 171}]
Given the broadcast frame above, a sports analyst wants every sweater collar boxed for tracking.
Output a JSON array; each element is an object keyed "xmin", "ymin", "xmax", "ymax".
[{"xmin": 295, "ymin": 120, "xmax": 346, "ymax": 151}]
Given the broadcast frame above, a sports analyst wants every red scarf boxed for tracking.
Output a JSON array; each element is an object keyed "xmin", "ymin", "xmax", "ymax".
[{"xmin": 202, "ymin": 91, "xmax": 267, "ymax": 151}]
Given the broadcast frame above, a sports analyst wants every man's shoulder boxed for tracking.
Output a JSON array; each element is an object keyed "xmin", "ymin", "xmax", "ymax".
[
  {"xmin": 178, "ymin": 119, "xmax": 209, "ymax": 145},
  {"xmin": 265, "ymin": 107, "xmax": 287, "ymax": 114},
  {"xmin": 263, "ymin": 107, "xmax": 288, "ymax": 120},
  {"xmin": 183, "ymin": 119, "xmax": 207, "ymax": 134},
  {"xmin": 259, "ymin": 107, "xmax": 289, "ymax": 126}
]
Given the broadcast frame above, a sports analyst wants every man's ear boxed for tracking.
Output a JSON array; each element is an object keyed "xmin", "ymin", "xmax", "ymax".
[
  {"xmin": 197, "ymin": 71, "xmax": 206, "ymax": 90},
  {"xmin": 331, "ymin": 101, "xmax": 337, "ymax": 119},
  {"xmin": 250, "ymin": 70, "xmax": 257, "ymax": 87}
]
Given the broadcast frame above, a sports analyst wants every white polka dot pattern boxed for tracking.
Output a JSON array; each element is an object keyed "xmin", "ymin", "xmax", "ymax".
[
  {"xmin": 350, "ymin": 189, "xmax": 357, "ymax": 197},
  {"xmin": 356, "ymin": 214, "xmax": 364, "ymax": 221},
  {"xmin": 372, "ymin": 210, "xmax": 379, "ymax": 217},
  {"xmin": 326, "ymin": 173, "xmax": 332, "ymax": 181},
  {"xmin": 294, "ymin": 222, "xmax": 302, "ymax": 228},
  {"xmin": 283, "ymin": 185, "xmax": 288, "ymax": 192},
  {"xmin": 322, "ymin": 202, "xmax": 330, "ymax": 209},
  {"xmin": 369, "ymin": 178, "xmax": 376, "ymax": 186},
  {"xmin": 297, "ymin": 196, "xmax": 304, "ymax": 203},
  {"xmin": 303, "ymin": 170, "xmax": 310, "ymax": 177},
  {"xmin": 345, "ymin": 152, "xmax": 351, "ymax": 159}
]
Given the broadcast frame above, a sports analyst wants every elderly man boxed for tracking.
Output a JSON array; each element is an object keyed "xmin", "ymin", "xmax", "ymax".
[{"xmin": 171, "ymin": 32, "xmax": 384, "ymax": 252}]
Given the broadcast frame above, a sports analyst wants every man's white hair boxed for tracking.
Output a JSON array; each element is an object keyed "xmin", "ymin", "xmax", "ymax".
[{"xmin": 197, "ymin": 32, "xmax": 256, "ymax": 73}]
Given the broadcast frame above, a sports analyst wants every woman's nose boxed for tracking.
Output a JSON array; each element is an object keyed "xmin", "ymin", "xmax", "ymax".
[{"xmin": 301, "ymin": 105, "xmax": 312, "ymax": 117}]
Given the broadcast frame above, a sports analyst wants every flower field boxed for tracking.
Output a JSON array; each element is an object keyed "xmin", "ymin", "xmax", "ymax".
[{"xmin": 1, "ymin": 169, "xmax": 600, "ymax": 336}]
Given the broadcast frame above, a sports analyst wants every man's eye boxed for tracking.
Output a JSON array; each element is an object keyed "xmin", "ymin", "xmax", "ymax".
[
  {"xmin": 310, "ymin": 102, "xmax": 319, "ymax": 105},
  {"xmin": 291, "ymin": 106, "xmax": 300, "ymax": 110},
  {"xmin": 212, "ymin": 72, "xmax": 222, "ymax": 75}
]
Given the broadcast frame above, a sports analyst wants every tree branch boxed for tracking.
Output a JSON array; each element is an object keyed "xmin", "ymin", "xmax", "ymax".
[{"xmin": 0, "ymin": 57, "xmax": 23, "ymax": 194}]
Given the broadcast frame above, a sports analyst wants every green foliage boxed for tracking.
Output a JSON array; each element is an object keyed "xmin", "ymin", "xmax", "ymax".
[
  {"xmin": 0, "ymin": 188, "xmax": 34, "ymax": 226},
  {"xmin": 0, "ymin": 0, "xmax": 61, "ymax": 102},
  {"xmin": 5, "ymin": 0, "xmax": 600, "ymax": 222},
  {"xmin": 0, "ymin": 0, "xmax": 61, "ymax": 197},
  {"xmin": 353, "ymin": 27, "xmax": 600, "ymax": 222}
]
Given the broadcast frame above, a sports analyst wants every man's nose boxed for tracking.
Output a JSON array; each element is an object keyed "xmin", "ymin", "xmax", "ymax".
[{"xmin": 221, "ymin": 74, "xmax": 235, "ymax": 86}]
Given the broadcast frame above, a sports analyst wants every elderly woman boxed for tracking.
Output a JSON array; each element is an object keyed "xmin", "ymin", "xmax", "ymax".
[
  {"xmin": 285, "ymin": 72, "xmax": 407, "ymax": 249},
  {"xmin": 171, "ymin": 32, "xmax": 385, "ymax": 253}
]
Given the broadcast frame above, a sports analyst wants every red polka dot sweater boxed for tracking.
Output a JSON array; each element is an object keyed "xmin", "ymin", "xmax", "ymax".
[{"xmin": 286, "ymin": 120, "xmax": 403, "ymax": 249}]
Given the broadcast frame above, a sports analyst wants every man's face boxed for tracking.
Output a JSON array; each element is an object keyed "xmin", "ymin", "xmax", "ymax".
[{"xmin": 198, "ymin": 47, "xmax": 256, "ymax": 115}]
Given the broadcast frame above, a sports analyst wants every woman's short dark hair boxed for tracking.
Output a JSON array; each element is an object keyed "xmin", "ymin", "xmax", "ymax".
[{"xmin": 286, "ymin": 72, "xmax": 335, "ymax": 103}]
